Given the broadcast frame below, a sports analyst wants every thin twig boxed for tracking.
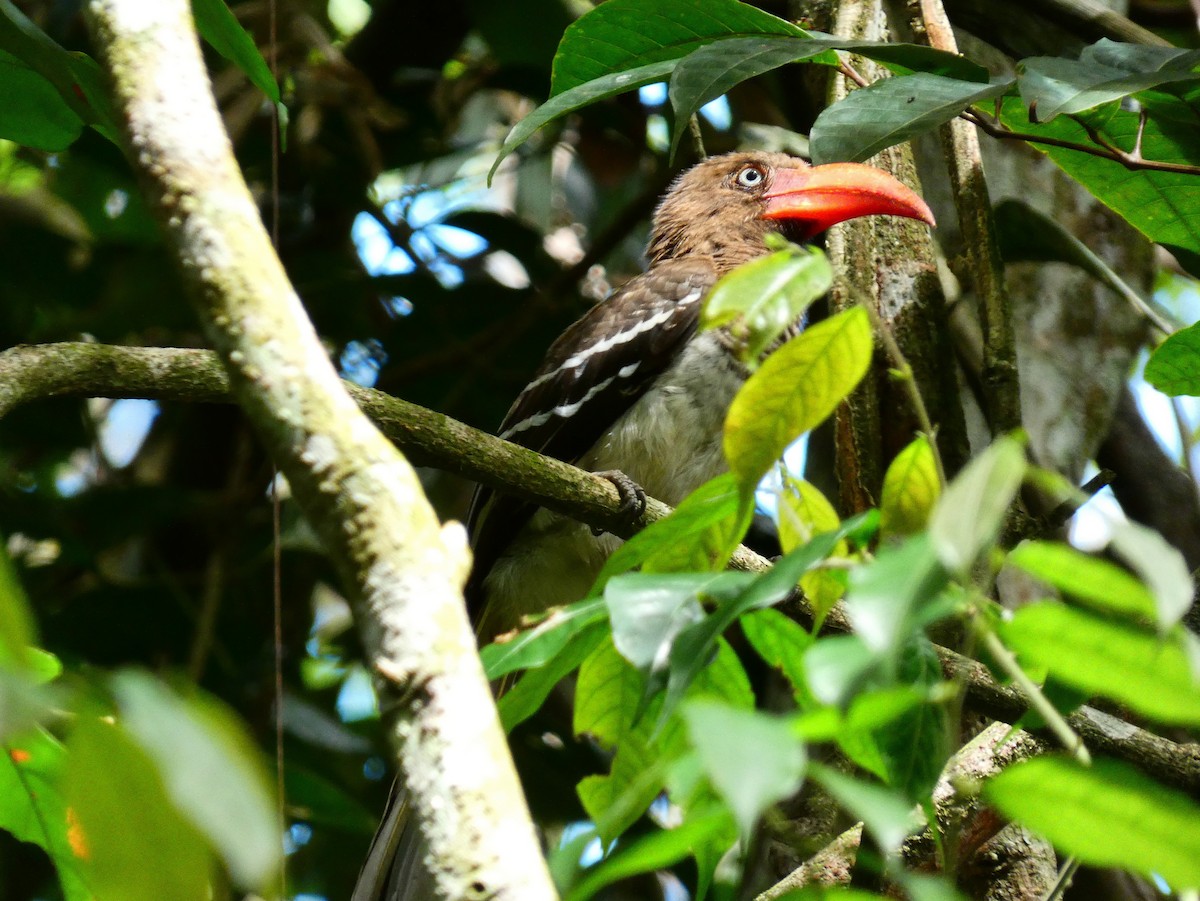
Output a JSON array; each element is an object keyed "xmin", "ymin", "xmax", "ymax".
[
  {"xmin": 980, "ymin": 630, "xmax": 1092, "ymax": 766},
  {"xmin": 1042, "ymin": 855, "xmax": 1080, "ymax": 901},
  {"xmin": 961, "ymin": 109, "xmax": 1200, "ymax": 176},
  {"xmin": 688, "ymin": 114, "xmax": 707, "ymax": 159}
]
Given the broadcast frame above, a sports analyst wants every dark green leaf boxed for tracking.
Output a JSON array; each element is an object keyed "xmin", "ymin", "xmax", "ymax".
[
  {"xmin": 498, "ymin": 622, "xmax": 606, "ymax": 732},
  {"xmin": 1147, "ymin": 322, "xmax": 1200, "ymax": 397},
  {"xmin": 191, "ymin": 0, "xmax": 280, "ymax": 102},
  {"xmin": 810, "ymin": 74, "xmax": 1012, "ymax": 165},
  {"xmin": 1018, "ymin": 41, "xmax": 1200, "ymax": 122},
  {"xmin": 562, "ymin": 810, "xmax": 731, "ymax": 901},
  {"xmin": 1002, "ymin": 603, "xmax": 1200, "ymax": 726},
  {"xmin": 1006, "ymin": 540, "xmax": 1157, "ymax": 621},
  {"xmin": 550, "ymin": 0, "xmax": 805, "ymax": 96},
  {"xmin": 701, "ymin": 245, "xmax": 833, "ymax": 365},
  {"xmin": 985, "ymin": 755, "xmax": 1200, "ymax": 888},
  {"xmin": 481, "ymin": 596, "xmax": 606, "ymax": 679},
  {"xmin": 0, "ymin": 51, "xmax": 81, "ymax": 150},
  {"xmin": 685, "ymin": 700, "xmax": 806, "ymax": 836},
  {"xmin": 929, "ymin": 436, "xmax": 1026, "ymax": 574},
  {"xmin": 725, "ymin": 306, "xmax": 873, "ymax": 490},
  {"xmin": 668, "ymin": 37, "xmax": 837, "ymax": 159},
  {"xmin": 490, "ymin": 59, "xmax": 678, "ymax": 182},
  {"xmin": 996, "ymin": 94, "xmax": 1200, "ymax": 261},
  {"xmin": 111, "ymin": 671, "xmax": 279, "ymax": 888}
]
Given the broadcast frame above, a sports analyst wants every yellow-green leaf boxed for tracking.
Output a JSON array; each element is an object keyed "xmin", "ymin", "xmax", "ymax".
[
  {"xmin": 725, "ymin": 307, "xmax": 872, "ymax": 490},
  {"xmin": 1007, "ymin": 540, "xmax": 1157, "ymax": 621},
  {"xmin": 880, "ymin": 435, "xmax": 940, "ymax": 538}
]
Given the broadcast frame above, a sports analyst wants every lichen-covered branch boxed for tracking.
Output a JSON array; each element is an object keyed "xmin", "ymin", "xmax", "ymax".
[
  {"xmin": 3, "ymin": 338, "xmax": 1197, "ymax": 794},
  {"xmin": 81, "ymin": 3, "xmax": 555, "ymax": 898}
]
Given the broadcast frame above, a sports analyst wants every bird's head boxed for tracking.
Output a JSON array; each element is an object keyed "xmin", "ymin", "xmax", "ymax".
[{"xmin": 647, "ymin": 151, "xmax": 935, "ymax": 271}]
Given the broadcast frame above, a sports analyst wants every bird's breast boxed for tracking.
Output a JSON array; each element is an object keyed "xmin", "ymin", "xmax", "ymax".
[{"xmin": 578, "ymin": 330, "xmax": 747, "ymax": 504}]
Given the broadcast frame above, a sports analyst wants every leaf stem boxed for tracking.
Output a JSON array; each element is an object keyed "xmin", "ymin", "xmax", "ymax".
[
  {"xmin": 1041, "ymin": 855, "xmax": 1080, "ymax": 901},
  {"xmin": 979, "ymin": 629, "xmax": 1091, "ymax": 766}
]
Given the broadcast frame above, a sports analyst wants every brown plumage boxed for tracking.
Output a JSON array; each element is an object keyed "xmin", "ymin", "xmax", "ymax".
[
  {"xmin": 468, "ymin": 151, "xmax": 933, "ymax": 640},
  {"xmin": 353, "ymin": 150, "xmax": 933, "ymax": 901}
]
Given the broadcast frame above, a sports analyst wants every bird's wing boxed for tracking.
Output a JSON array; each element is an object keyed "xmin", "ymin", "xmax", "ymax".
[{"xmin": 466, "ymin": 258, "xmax": 717, "ymax": 609}]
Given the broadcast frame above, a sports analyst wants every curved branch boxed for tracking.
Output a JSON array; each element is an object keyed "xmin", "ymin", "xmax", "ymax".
[
  {"xmin": 81, "ymin": 3, "xmax": 555, "ymax": 899},
  {"xmin": 3, "ymin": 340, "xmax": 1197, "ymax": 794}
]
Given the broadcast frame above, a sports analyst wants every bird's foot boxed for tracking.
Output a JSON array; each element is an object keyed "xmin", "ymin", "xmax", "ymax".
[{"xmin": 591, "ymin": 470, "xmax": 647, "ymax": 536}]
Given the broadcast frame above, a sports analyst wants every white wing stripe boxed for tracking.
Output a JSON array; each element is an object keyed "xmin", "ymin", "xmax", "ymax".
[
  {"xmin": 501, "ymin": 359, "xmax": 643, "ymax": 439},
  {"xmin": 515, "ymin": 288, "xmax": 703, "ymax": 398}
]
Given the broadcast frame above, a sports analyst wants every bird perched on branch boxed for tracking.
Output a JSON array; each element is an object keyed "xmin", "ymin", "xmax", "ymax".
[
  {"xmin": 468, "ymin": 150, "xmax": 934, "ymax": 642},
  {"xmin": 353, "ymin": 150, "xmax": 933, "ymax": 901}
]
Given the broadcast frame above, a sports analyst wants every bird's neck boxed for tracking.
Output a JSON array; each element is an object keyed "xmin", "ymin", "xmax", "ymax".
[{"xmin": 647, "ymin": 216, "xmax": 778, "ymax": 275}]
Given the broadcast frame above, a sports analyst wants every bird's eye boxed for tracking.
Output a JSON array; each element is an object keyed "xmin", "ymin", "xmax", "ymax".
[{"xmin": 735, "ymin": 166, "xmax": 765, "ymax": 189}]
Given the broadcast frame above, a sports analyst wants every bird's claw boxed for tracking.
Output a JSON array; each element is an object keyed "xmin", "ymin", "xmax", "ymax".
[{"xmin": 591, "ymin": 470, "xmax": 646, "ymax": 536}]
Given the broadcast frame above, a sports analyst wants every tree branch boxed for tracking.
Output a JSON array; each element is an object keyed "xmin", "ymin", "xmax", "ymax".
[
  {"xmin": 81, "ymin": 3, "xmax": 555, "ymax": 898},
  {"xmin": 3, "ymin": 340, "xmax": 1196, "ymax": 794}
]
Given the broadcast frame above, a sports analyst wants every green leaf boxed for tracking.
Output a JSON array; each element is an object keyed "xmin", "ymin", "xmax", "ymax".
[
  {"xmin": 607, "ymin": 573, "xmax": 717, "ymax": 675},
  {"xmin": 741, "ymin": 608, "xmax": 815, "ymax": 706},
  {"xmin": 701, "ymin": 245, "xmax": 833, "ymax": 365},
  {"xmin": 550, "ymin": 0, "xmax": 805, "ymax": 96},
  {"xmin": 661, "ymin": 526, "xmax": 853, "ymax": 723},
  {"xmin": 498, "ymin": 621, "xmax": 606, "ymax": 732},
  {"xmin": 67, "ymin": 716, "xmax": 212, "ymax": 901},
  {"xmin": 282, "ymin": 763, "xmax": 377, "ymax": 834},
  {"xmin": 1002, "ymin": 602, "xmax": 1200, "ymax": 726},
  {"xmin": 725, "ymin": 306, "xmax": 873, "ymax": 490},
  {"xmin": 563, "ymin": 810, "xmax": 732, "ymax": 901},
  {"xmin": 929, "ymin": 436, "xmax": 1026, "ymax": 574},
  {"xmin": 777, "ymin": 476, "xmax": 847, "ymax": 623},
  {"xmin": 846, "ymin": 534, "xmax": 948, "ymax": 661},
  {"xmin": 1146, "ymin": 323, "xmax": 1200, "ymax": 396},
  {"xmin": 879, "ymin": 435, "xmax": 941, "ymax": 539},
  {"xmin": 804, "ymin": 635, "xmax": 877, "ymax": 707},
  {"xmin": 995, "ymin": 93, "xmax": 1200, "ymax": 262},
  {"xmin": 0, "ymin": 3, "xmax": 119, "ymax": 142},
  {"xmin": 0, "ymin": 539, "xmax": 35, "ymax": 670},
  {"xmin": 810, "ymin": 73, "xmax": 1012, "ymax": 165},
  {"xmin": 667, "ymin": 34, "xmax": 988, "ymax": 157},
  {"xmin": 1018, "ymin": 41, "xmax": 1200, "ymax": 122},
  {"xmin": 667, "ymin": 37, "xmax": 837, "ymax": 160},
  {"xmin": 1006, "ymin": 540, "xmax": 1157, "ymax": 621},
  {"xmin": 489, "ymin": 59, "xmax": 678, "ymax": 182},
  {"xmin": 595, "ymin": 473, "xmax": 752, "ymax": 587},
  {"xmin": 810, "ymin": 763, "xmax": 923, "ymax": 853},
  {"xmin": 111, "ymin": 671, "xmax": 279, "ymax": 888},
  {"xmin": 1108, "ymin": 519, "xmax": 1194, "ymax": 628},
  {"xmin": 985, "ymin": 755, "xmax": 1200, "ymax": 889},
  {"xmin": 191, "ymin": 0, "xmax": 280, "ymax": 102},
  {"xmin": 0, "ymin": 50, "xmax": 82, "ymax": 150},
  {"xmin": 0, "ymin": 728, "xmax": 89, "ymax": 900},
  {"xmin": 481, "ymin": 596, "xmax": 607, "ymax": 679},
  {"xmin": 685, "ymin": 700, "xmax": 806, "ymax": 837}
]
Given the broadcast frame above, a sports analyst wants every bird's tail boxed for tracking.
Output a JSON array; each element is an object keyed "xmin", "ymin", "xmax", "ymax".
[{"xmin": 351, "ymin": 781, "xmax": 434, "ymax": 901}]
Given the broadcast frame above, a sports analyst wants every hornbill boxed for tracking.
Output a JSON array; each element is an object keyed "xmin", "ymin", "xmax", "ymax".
[{"xmin": 353, "ymin": 150, "xmax": 934, "ymax": 900}]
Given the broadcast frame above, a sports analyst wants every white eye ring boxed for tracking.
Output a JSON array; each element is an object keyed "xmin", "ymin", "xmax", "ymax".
[{"xmin": 736, "ymin": 166, "xmax": 764, "ymax": 188}]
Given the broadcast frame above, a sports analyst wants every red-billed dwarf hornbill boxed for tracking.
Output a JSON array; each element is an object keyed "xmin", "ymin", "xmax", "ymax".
[
  {"xmin": 353, "ymin": 150, "xmax": 933, "ymax": 901},
  {"xmin": 469, "ymin": 150, "xmax": 934, "ymax": 643}
]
